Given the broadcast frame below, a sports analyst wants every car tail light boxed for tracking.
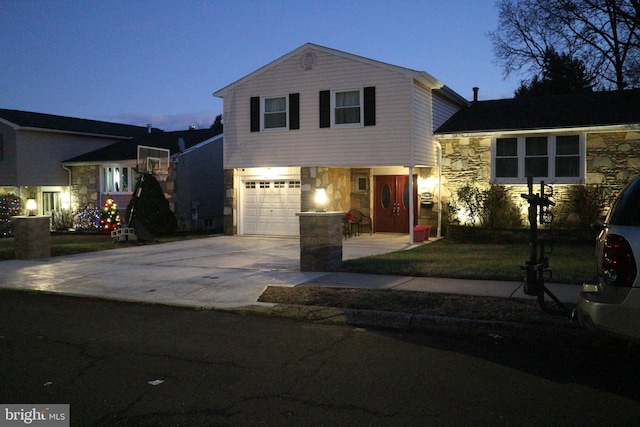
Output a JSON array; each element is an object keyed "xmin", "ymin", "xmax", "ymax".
[{"xmin": 602, "ymin": 234, "xmax": 637, "ymax": 287}]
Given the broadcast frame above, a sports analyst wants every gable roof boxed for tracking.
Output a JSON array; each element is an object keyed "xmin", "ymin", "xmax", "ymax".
[
  {"xmin": 435, "ymin": 89, "xmax": 640, "ymax": 135},
  {"xmin": 0, "ymin": 108, "xmax": 161, "ymax": 138},
  {"xmin": 62, "ymin": 128, "xmax": 222, "ymax": 163},
  {"xmin": 213, "ymin": 42, "xmax": 467, "ymax": 105}
]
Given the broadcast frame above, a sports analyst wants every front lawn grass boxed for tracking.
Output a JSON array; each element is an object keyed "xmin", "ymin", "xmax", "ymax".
[{"xmin": 339, "ymin": 238, "xmax": 595, "ymax": 285}]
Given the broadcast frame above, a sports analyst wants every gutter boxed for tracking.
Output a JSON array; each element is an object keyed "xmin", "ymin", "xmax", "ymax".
[{"xmin": 16, "ymin": 126, "xmax": 135, "ymax": 140}]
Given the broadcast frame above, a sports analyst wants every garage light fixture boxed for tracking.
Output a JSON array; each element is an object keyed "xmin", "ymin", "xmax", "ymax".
[
  {"xmin": 315, "ymin": 188, "xmax": 327, "ymax": 212},
  {"xmin": 26, "ymin": 198, "xmax": 37, "ymax": 216}
]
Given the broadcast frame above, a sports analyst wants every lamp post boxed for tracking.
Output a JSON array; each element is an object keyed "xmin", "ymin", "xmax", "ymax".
[
  {"xmin": 26, "ymin": 198, "xmax": 37, "ymax": 216},
  {"xmin": 314, "ymin": 188, "xmax": 327, "ymax": 212},
  {"xmin": 13, "ymin": 197, "xmax": 50, "ymax": 259}
]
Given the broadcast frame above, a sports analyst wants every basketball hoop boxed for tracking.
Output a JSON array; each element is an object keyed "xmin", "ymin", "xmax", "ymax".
[
  {"xmin": 154, "ymin": 169, "xmax": 169, "ymax": 181},
  {"xmin": 137, "ymin": 145, "xmax": 170, "ymax": 177}
]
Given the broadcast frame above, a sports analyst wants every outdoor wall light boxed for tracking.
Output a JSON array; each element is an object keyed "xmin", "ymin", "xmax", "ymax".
[
  {"xmin": 26, "ymin": 198, "xmax": 37, "ymax": 216},
  {"xmin": 315, "ymin": 188, "xmax": 327, "ymax": 212}
]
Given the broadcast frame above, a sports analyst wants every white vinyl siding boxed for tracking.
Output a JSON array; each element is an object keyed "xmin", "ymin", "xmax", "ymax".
[
  {"xmin": 412, "ymin": 82, "xmax": 435, "ymax": 166},
  {"xmin": 221, "ymin": 49, "xmax": 421, "ymax": 168},
  {"xmin": 432, "ymin": 91, "xmax": 462, "ymax": 131}
]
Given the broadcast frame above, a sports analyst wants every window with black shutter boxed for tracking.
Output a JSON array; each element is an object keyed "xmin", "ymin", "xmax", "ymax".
[{"xmin": 250, "ymin": 97, "xmax": 260, "ymax": 132}]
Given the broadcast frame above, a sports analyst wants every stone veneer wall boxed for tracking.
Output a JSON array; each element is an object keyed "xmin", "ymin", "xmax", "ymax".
[
  {"xmin": 586, "ymin": 131, "xmax": 640, "ymax": 192},
  {"xmin": 71, "ymin": 165, "xmax": 100, "ymax": 208},
  {"xmin": 349, "ymin": 168, "xmax": 371, "ymax": 217},
  {"xmin": 301, "ymin": 167, "xmax": 354, "ymax": 213},
  {"xmin": 223, "ymin": 169, "xmax": 236, "ymax": 235},
  {"xmin": 439, "ymin": 131, "xmax": 640, "ymax": 222},
  {"xmin": 298, "ymin": 212, "xmax": 343, "ymax": 271}
]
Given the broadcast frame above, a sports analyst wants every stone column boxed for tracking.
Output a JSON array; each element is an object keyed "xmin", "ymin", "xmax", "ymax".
[
  {"xmin": 12, "ymin": 216, "xmax": 51, "ymax": 259},
  {"xmin": 296, "ymin": 212, "xmax": 344, "ymax": 272}
]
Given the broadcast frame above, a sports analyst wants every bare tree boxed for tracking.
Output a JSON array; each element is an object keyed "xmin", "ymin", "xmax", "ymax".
[{"xmin": 490, "ymin": 0, "xmax": 640, "ymax": 90}]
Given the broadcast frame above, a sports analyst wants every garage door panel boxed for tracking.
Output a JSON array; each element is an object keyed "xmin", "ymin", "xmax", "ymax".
[{"xmin": 242, "ymin": 179, "xmax": 300, "ymax": 236}]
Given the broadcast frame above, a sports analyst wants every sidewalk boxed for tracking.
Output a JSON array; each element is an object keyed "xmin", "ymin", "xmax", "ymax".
[{"xmin": 0, "ymin": 234, "xmax": 581, "ymax": 311}]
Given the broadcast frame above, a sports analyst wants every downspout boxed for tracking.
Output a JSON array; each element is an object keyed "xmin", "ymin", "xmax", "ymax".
[
  {"xmin": 435, "ymin": 141, "xmax": 442, "ymax": 238},
  {"xmin": 62, "ymin": 165, "xmax": 72, "ymax": 209},
  {"xmin": 409, "ymin": 166, "xmax": 414, "ymax": 244}
]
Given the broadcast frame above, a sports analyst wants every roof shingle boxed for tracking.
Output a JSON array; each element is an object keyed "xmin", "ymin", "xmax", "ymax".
[
  {"xmin": 63, "ymin": 128, "xmax": 222, "ymax": 163},
  {"xmin": 0, "ymin": 108, "xmax": 161, "ymax": 137},
  {"xmin": 435, "ymin": 89, "xmax": 640, "ymax": 134}
]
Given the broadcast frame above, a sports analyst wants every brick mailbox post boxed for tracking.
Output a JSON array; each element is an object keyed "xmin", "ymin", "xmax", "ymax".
[
  {"xmin": 12, "ymin": 216, "xmax": 51, "ymax": 259},
  {"xmin": 296, "ymin": 212, "xmax": 344, "ymax": 272}
]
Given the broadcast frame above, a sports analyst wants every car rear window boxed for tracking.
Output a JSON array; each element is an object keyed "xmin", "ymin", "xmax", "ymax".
[{"xmin": 608, "ymin": 175, "xmax": 640, "ymax": 226}]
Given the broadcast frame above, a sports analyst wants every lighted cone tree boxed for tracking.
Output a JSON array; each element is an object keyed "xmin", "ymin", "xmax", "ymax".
[
  {"xmin": 126, "ymin": 173, "xmax": 177, "ymax": 237},
  {"xmin": 100, "ymin": 195, "xmax": 121, "ymax": 232}
]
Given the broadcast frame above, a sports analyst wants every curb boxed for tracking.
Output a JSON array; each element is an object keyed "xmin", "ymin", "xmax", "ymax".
[{"xmin": 222, "ymin": 303, "xmax": 570, "ymax": 333}]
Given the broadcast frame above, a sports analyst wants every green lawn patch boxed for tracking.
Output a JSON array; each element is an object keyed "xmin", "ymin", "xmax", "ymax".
[{"xmin": 339, "ymin": 239, "xmax": 596, "ymax": 285}]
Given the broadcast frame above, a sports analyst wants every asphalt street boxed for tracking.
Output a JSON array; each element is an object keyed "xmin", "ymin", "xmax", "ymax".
[{"xmin": 2, "ymin": 289, "xmax": 640, "ymax": 426}]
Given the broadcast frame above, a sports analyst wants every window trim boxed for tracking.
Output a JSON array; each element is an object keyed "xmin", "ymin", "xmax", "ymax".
[
  {"xmin": 261, "ymin": 95, "xmax": 289, "ymax": 131},
  {"xmin": 102, "ymin": 164, "xmax": 136, "ymax": 194},
  {"xmin": 491, "ymin": 134, "xmax": 584, "ymax": 185},
  {"xmin": 331, "ymin": 88, "xmax": 363, "ymax": 128}
]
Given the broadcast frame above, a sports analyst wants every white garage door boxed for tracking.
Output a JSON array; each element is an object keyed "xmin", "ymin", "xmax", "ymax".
[{"xmin": 242, "ymin": 179, "xmax": 301, "ymax": 236}]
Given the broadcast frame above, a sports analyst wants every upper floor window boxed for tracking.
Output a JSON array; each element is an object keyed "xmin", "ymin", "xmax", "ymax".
[
  {"xmin": 250, "ymin": 93, "xmax": 299, "ymax": 132},
  {"xmin": 263, "ymin": 96, "xmax": 287, "ymax": 129},
  {"xmin": 334, "ymin": 90, "xmax": 362, "ymax": 125},
  {"xmin": 493, "ymin": 134, "xmax": 582, "ymax": 184},
  {"xmin": 320, "ymin": 86, "xmax": 376, "ymax": 128},
  {"xmin": 103, "ymin": 165, "xmax": 135, "ymax": 193}
]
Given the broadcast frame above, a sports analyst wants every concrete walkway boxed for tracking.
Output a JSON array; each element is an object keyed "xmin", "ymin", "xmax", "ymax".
[{"xmin": 0, "ymin": 234, "xmax": 581, "ymax": 309}]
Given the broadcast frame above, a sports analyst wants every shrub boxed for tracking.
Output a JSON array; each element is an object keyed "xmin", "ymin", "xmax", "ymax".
[
  {"xmin": 556, "ymin": 185, "xmax": 611, "ymax": 229},
  {"xmin": 51, "ymin": 209, "xmax": 75, "ymax": 231},
  {"xmin": 448, "ymin": 183, "xmax": 523, "ymax": 229},
  {"xmin": 479, "ymin": 185, "xmax": 523, "ymax": 228},
  {"xmin": 447, "ymin": 181, "xmax": 483, "ymax": 226}
]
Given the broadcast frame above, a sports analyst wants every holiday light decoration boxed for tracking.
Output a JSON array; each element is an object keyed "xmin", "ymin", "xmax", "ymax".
[
  {"xmin": 0, "ymin": 194, "xmax": 22, "ymax": 237},
  {"xmin": 99, "ymin": 196, "xmax": 121, "ymax": 232},
  {"xmin": 74, "ymin": 205, "xmax": 100, "ymax": 230}
]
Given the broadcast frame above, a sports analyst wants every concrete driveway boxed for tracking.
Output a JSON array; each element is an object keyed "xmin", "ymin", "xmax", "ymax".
[{"xmin": 0, "ymin": 234, "xmax": 417, "ymax": 308}]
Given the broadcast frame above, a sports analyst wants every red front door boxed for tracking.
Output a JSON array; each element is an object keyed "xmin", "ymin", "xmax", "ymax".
[{"xmin": 374, "ymin": 175, "xmax": 417, "ymax": 233}]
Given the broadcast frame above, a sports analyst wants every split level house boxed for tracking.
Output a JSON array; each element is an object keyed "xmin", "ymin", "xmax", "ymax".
[
  {"xmin": 215, "ymin": 43, "xmax": 640, "ymax": 238},
  {"xmin": 0, "ymin": 108, "xmax": 224, "ymax": 231},
  {"xmin": 214, "ymin": 43, "xmax": 468, "ymax": 238}
]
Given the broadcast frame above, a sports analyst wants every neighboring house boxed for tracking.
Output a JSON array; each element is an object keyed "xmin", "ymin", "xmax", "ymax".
[
  {"xmin": 434, "ymin": 89, "xmax": 640, "ymax": 223},
  {"xmin": 63, "ymin": 129, "xmax": 224, "ymax": 231},
  {"xmin": 0, "ymin": 108, "xmax": 159, "ymax": 215},
  {"xmin": 214, "ymin": 43, "xmax": 468, "ymax": 237}
]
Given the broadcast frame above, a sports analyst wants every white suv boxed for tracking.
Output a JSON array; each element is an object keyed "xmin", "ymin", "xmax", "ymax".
[{"xmin": 577, "ymin": 175, "xmax": 640, "ymax": 342}]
